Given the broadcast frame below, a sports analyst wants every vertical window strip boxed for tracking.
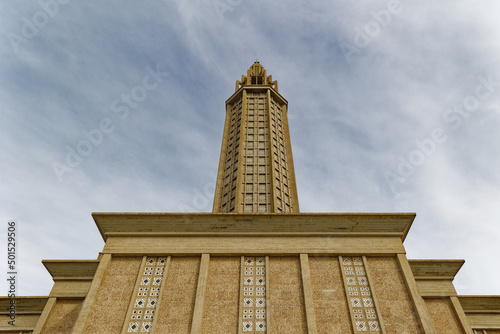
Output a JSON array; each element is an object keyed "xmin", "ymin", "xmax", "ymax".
[
  {"xmin": 257, "ymin": 96, "xmax": 270, "ymax": 213},
  {"xmin": 241, "ymin": 93, "xmax": 271, "ymax": 213},
  {"xmin": 220, "ymin": 101, "xmax": 241, "ymax": 212},
  {"xmin": 243, "ymin": 96, "xmax": 257, "ymax": 213},
  {"xmin": 270, "ymin": 97, "xmax": 292, "ymax": 213},
  {"xmin": 125, "ymin": 256, "xmax": 168, "ymax": 333},
  {"xmin": 240, "ymin": 256, "xmax": 267, "ymax": 332},
  {"xmin": 340, "ymin": 256, "xmax": 382, "ymax": 333}
]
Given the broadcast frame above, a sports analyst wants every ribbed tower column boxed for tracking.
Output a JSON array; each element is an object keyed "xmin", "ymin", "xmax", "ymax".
[{"xmin": 213, "ymin": 61, "xmax": 299, "ymax": 213}]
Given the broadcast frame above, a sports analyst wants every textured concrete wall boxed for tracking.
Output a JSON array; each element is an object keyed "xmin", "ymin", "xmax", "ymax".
[
  {"xmin": 425, "ymin": 298, "xmax": 465, "ymax": 333},
  {"xmin": 201, "ymin": 257, "xmax": 240, "ymax": 333},
  {"xmin": 85, "ymin": 256, "xmax": 142, "ymax": 334},
  {"xmin": 309, "ymin": 256, "xmax": 353, "ymax": 333},
  {"xmin": 43, "ymin": 299, "xmax": 82, "ymax": 333},
  {"xmin": 154, "ymin": 256, "xmax": 200, "ymax": 333},
  {"xmin": 367, "ymin": 256, "xmax": 423, "ymax": 333},
  {"xmin": 269, "ymin": 256, "xmax": 307, "ymax": 333}
]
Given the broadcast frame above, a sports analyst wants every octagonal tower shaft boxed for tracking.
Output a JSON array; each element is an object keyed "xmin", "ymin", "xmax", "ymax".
[{"xmin": 213, "ymin": 62, "xmax": 299, "ymax": 213}]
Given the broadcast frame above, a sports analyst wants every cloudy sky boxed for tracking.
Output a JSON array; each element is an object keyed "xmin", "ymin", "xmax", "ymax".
[{"xmin": 1, "ymin": 1, "xmax": 500, "ymax": 297}]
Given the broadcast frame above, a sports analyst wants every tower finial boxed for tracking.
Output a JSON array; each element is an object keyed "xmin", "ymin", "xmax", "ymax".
[{"xmin": 234, "ymin": 61, "xmax": 278, "ymax": 92}]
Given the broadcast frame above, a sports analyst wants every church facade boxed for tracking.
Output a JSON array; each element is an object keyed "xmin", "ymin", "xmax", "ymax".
[{"xmin": 1, "ymin": 62, "xmax": 499, "ymax": 333}]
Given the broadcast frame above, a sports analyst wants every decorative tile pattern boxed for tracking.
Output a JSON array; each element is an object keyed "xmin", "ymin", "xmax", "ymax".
[
  {"xmin": 128, "ymin": 322, "xmax": 139, "ymax": 332},
  {"xmin": 127, "ymin": 257, "xmax": 167, "ymax": 332},
  {"xmin": 241, "ymin": 256, "xmax": 266, "ymax": 332},
  {"xmin": 342, "ymin": 257, "xmax": 382, "ymax": 333}
]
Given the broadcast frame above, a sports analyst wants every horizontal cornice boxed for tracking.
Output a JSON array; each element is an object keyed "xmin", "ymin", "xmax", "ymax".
[
  {"xmin": 42, "ymin": 260, "xmax": 99, "ymax": 280},
  {"xmin": 226, "ymin": 85, "xmax": 287, "ymax": 105},
  {"xmin": 92, "ymin": 212, "xmax": 415, "ymax": 242},
  {"xmin": 409, "ymin": 259, "xmax": 465, "ymax": 280}
]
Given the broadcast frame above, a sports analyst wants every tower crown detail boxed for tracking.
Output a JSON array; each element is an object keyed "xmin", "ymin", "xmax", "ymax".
[{"xmin": 235, "ymin": 61, "xmax": 278, "ymax": 92}]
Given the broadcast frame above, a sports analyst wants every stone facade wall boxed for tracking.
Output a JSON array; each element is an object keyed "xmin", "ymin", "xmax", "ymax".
[
  {"xmin": 154, "ymin": 256, "xmax": 200, "ymax": 333},
  {"xmin": 309, "ymin": 256, "xmax": 352, "ymax": 333},
  {"xmin": 85, "ymin": 256, "xmax": 142, "ymax": 333},
  {"xmin": 43, "ymin": 299, "xmax": 82, "ymax": 333},
  {"xmin": 425, "ymin": 298, "xmax": 465, "ymax": 333},
  {"xmin": 269, "ymin": 256, "xmax": 307, "ymax": 333},
  {"xmin": 367, "ymin": 256, "xmax": 423, "ymax": 333},
  {"xmin": 201, "ymin": 257, "xmax": 240, "ymax": 333}
]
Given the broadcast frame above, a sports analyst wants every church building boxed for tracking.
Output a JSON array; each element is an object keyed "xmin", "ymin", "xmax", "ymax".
[{"xmin": 1, "ymin": 62, "xmax": 499, "ymax": 333}]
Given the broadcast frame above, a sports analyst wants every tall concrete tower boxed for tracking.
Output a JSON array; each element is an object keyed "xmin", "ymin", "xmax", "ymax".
[{"xmin": 213, "ymin": 61, "xmax": 299, "ymax": 213}]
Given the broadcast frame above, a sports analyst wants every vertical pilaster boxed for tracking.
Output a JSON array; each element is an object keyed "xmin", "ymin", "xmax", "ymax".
[
  {"xmin": 32, "ymin": 297, "xmax": 56, "ymax": 334},
  {"xmin": 300, "ymin": 254, "xmax": 317, "ymax": 334},
  {"xmin": 265, "ymin": 255, "xmax": 270, "ymax": 334},
  {"xmin": 122, "ymin": 256, "xmax": 147, "ymax": 334},
  {"xmin": 191, "ymin": 254, "xmax": 210, "ymax": 334},
  {"xmin": 450, "ymin": 296, "xmax": 474, "ymax": 334},
  {"xmin": 396, "ymin": 253, "xmax": 436, "ymax": 334},
  {"xmin": 72, "ymin": 253, "xmax": 111, "ymax": 334},
  {"xmin": 238, "ymin": 256, "xmax": 245, "ymax": 334}
]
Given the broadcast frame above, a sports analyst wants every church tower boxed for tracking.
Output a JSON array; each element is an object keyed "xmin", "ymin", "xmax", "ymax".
[{"xmin": 213, "ymin": 61, "xmax": 299, "ymax": 213}]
